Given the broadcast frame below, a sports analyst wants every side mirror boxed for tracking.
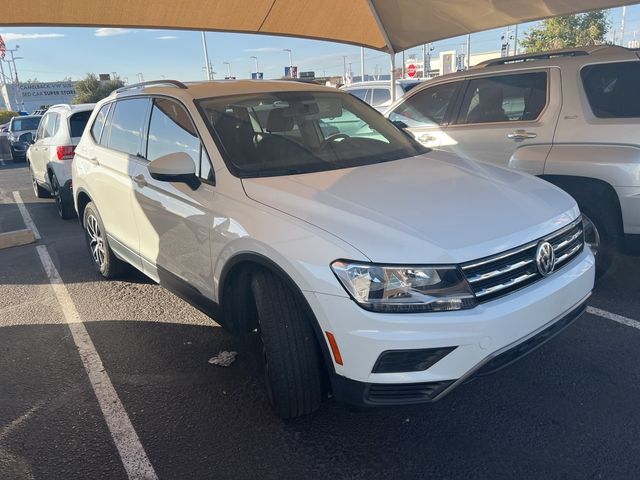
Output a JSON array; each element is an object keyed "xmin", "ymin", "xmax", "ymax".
[
  {"xmin": 147, "ymin": 152, "xmax": 200, "ymax": 191},
  {"xmin": 391, "ymin": 119, "xmax": 409, "ymax": 130},
  {"xmin": 19, "ymin": 132, "xmax": 34, "ymax": 144}
]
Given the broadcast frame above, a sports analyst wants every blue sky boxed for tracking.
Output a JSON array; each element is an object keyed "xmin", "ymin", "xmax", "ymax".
[{"xmin": 1, "ymin": 4, "xmax": 639, "ymax": 83}]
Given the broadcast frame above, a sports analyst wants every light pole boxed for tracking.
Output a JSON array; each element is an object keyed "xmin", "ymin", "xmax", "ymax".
[
  {"xmin": 223, "ymin": 61, "xmax": 231, "ymax": 79},
  {"xmin": 360, "ymin": 47, "xmax": 365, "ymax": 82},
  {"xmin": 283, "ymin": 48, "xmax": 292, "ymax": 77},
  {"xmin": 201, "ymin": 32, "xmax": 212, "ymax": 80},
  {"xmin": 250, "ymin": 56, "xmax": 259, "ymax": 78}
]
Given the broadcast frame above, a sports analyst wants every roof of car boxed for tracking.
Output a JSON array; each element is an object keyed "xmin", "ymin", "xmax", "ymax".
[
  {"xmin": 345, "ymin": 80, "xmax": 422, "ymax": 88},
  {"xmin": 48, "ymin": 103, "xmax": 96, "ymax": 112},
  {"xmin": 10, "ymin": 115, "xmax": 41, "ymax": 121},
  {"xmin": 112, "ymin": 79, "xmax": 340, "ymax": 101}
]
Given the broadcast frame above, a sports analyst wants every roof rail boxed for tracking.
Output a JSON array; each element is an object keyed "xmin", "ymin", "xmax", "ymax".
[
  {"xmin": 114, "ymin": 79, "xmax": 188, "ymax": 94},
  {"xmin": 47, "ymin": 104, "xmax": 71, "ymax": 109},
  {"xmin": 473, "ymin": 49, "xmax": 590, "ymax": 68}
]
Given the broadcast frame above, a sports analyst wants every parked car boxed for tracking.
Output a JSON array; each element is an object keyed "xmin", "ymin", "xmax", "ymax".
[
  {"xmin": 343, "ymin": 80, "xmax": 421, "ymax": 111},
  {"xmin": 386, "ymin": 45, "xmax": 640, "ymax": 273},
  {"xmin": 26, "ymin": 103, "xmax": 95, "ymax": 219},
  {"xmin": 7, "ymin": 115, "xmax": 42, "ymax": 162},
  {"xmin": 73, "ymin": 79, "xmax": 594, "ymax": 418},
  {"xmin": 31, "ymin": 107, "xmax": 50, "ymax": 116},
  {"xmin": 0, "ymin": 122, "xmax": 10, "ymax": 133}
]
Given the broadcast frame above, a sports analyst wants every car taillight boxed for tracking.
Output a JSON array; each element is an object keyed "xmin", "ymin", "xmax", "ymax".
[{"xmin": 56, "ymin": 145, "xmax": 76, "ymax": 160}]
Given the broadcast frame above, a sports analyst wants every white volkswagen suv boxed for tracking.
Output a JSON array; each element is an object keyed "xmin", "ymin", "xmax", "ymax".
[{"xmin": 72, "ymin": 80, "xmax": 594, "ymax": 418}]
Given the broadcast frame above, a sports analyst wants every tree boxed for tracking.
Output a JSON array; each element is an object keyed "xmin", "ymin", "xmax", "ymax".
[
  {"xmin": 0, "ymin": 110, "xmax": 20, "ymax": 124},
  {"xmin": 72, "ymin": 73, "xmax": 125, "ymax": 104},
  {"xmin": 520, "ymin": 11, "xmax": 610, "ymax": 53}
]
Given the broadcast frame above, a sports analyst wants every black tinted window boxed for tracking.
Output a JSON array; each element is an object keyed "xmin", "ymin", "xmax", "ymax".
[
  {"xmin": 348, "ymin": 88, "xmax": 368, "ymax": 101},
  {"xmin": 458, "ymin": 72, "xmax": 547, "ymax": 124},
  {"xmin": 147, "ymin": 98, "xmax": 200, "ymax": 169},
  {"xmin": 70, "ymin": 110, "xmax": 93, "ymax": 138},
  {"xmin": 389, "ymin": 82, "xmax": 459, "ymax": 127},
  {"xmin": 581, "ymin": 62, "xmax": 640, "ymax": 118},
  {"xmin": 107, "ymin": 98, "xmax": 149, "ymax": 156},
  {"xmin": 91, "ymin": 104, "xmax": 110, "ymax": 143},
  {"xmin": 11, "ymin": 116, "xmax": 41, "ymax": 131}
]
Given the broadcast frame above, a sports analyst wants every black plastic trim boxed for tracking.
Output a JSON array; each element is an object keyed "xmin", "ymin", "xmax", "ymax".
[{"xmin": 156, "ymin": 265, "xmax": 221, "ymax": 322}]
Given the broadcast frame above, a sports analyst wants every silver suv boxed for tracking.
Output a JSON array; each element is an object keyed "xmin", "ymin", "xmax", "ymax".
[{"xmin": 386, "ymin": 45, "xmax": 640, "ymax": 273}]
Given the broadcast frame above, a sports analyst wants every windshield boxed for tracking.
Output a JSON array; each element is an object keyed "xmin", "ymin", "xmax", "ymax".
[
  {"xmin": 197, "ymin": 91, "xmax": 426, "ymax": 178},
  {"xmin": 11, "ymin": 117, "xmax": 41, "ymax": 132}
]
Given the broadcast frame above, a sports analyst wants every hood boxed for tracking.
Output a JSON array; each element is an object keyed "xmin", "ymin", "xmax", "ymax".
[{"xmin": 242, "ymin": 151, "xmax": 579, "ymax": 264}]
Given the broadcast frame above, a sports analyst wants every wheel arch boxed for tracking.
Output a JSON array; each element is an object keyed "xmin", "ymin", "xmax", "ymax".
[
  {"xmin": 219, "ymin": 252, "xmax": 336, "ymax": 379},
  {"xmin": 75, "ymin": 188, "xmax": 93, "ymax": 225}
]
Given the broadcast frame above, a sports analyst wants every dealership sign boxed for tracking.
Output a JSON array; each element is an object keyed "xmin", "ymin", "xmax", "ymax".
[{"xmin": 19, "ymin": 82, "xmax": 76, "ymax": 99}]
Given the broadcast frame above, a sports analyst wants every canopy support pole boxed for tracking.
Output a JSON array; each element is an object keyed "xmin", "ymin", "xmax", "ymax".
[
  {"xmin": 201, "ymin": 32, "xmax": 212, "ymax": 80},
  {"xmin": 390, "ymin": 53, "xmax": 396, "ymax": 103},
  {"xmin": 365, "ymin": 0, "xmax": 396, "ymax": 102}
]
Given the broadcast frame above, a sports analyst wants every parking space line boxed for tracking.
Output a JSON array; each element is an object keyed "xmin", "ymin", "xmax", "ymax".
[
  {"xmin": 587, "ymin": 306, "xmax": 640, "ymax": 331},
  {"xmin": 12, "ymin": 191, "xmax": 41, "ymax": 240},
  {"xmin": 35, "ymin": 245, "xmax": 158, "ymax": 480}
]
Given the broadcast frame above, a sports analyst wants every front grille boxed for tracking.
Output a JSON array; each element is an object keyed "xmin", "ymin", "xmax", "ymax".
[{"xmin": 461, "ymin": 217, "xmax": 584, "ymax": 303}]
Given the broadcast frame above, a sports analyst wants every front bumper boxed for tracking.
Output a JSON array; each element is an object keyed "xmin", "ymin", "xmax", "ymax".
[{"xmin": 307, "ymin": 247, "xmax": 595, "ymax": 406}]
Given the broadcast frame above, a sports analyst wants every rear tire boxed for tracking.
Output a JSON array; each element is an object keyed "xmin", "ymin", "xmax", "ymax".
[
  {"xmin": 51, "ymin": 172, "xmax": 76, "ymax": 220},
  {"xmin": 250, "ymin": 269, "xmax": 323, "ymax": 419},
  {"xmin": 572, "ymin": 190, "xmax": 621, "ymax": 276},
  {"xmin": 83, "ymin": 202, "xmax": 127, "ymax": 278}
]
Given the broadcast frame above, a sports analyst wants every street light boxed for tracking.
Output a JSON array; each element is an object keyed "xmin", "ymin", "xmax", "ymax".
[
  {"xmin": 223, "ymin": 61, "xmax": 231, "ymax": 79},
  {"xmin": 250, "ymin": 56, "xmax": 259, "ymax": 78},
  {"xmin": 283, "ymin": 48, "xmax": 292, "ymax": 77}
]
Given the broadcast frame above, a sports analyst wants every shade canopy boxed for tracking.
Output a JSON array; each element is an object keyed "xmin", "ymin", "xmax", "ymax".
[{"xmin": 1, "ymin": 0, "xmax": 633, "ymax": 53}]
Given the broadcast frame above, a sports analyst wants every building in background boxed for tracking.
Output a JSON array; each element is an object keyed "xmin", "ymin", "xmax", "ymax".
[{"xmin": 0, "ymin": 81, "xmax": 77, "ymax": 112}]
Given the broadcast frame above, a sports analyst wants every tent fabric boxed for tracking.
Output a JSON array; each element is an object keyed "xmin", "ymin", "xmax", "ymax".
[{"xmin": 1, "ymin": 0, "xmax": 632, "ymax": 52}]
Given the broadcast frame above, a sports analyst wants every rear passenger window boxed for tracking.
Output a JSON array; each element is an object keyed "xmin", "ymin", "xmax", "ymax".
[
  {"xmin": 388, "ymin": 82, "xmax": 459, "ymax": 127},
  {"xmin": 581, "ymin": 62, "xmax": 640, "ymax": 118},
  {"xmin": 146, "ymin": 98, "xmax": 200, "ymax": 171},
  {"xmin": 106, "ymin": 98, "xmax": 149, "ymax": 156},
  {"xmin": 91, "ymin": 104, "xmax": 110, "ymax": 144},
  {"xmin": 70, "ymin": 110, "xmax": 93, "ymax": 138},
  {"xmin": 457, "ymin": 72, "xmax": 547, "ymax": 124}
]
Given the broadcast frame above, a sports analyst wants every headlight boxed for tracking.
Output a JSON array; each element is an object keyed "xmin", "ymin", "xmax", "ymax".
[{"xmin": 331, "ymin": 261, "xmax": 477, "ymax": 313}]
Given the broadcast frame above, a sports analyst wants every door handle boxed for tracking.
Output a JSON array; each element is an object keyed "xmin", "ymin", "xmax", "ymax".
[
  {"xmin": 418, "ymin": 133, "xmax": 437, "ymax": 143},
  {"xmin": 132, "ymin": 174, "xmax": 147, "ymax": 187},
  {"xmin": 507, "ymin": 129, "xmax": 537, "ymax": 140}
]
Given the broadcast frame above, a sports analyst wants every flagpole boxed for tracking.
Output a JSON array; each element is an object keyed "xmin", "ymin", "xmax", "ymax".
[{"xmin": 0, "ymin": 60, "xmax": 6, "ymax": 85}]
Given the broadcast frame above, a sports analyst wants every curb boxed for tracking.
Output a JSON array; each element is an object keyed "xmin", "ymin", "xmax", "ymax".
[{"xmin": 0, "ymin": 229, "xmax": 36, "ymax": 250}]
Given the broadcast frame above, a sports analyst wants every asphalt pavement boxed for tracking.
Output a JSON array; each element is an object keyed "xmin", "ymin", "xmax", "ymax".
[{"xmin": 1, "ymin": 162, "xmax": 640, "ymax": 480}]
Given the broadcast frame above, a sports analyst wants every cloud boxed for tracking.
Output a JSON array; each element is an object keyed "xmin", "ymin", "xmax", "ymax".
[
  {"xmin": 95, "ymin": 28, "xmax": 130, "ymax": 37},
  {"xmin": 1, "ymin": 33, "xmax": 65, "ymax": 41},
  {"xmin": 156, "ymin": 35, "xmax": 177, "ymax": 40},
  {"xmin": 243, "ymin": 47, "xmax": 283, "ymax": 53}
]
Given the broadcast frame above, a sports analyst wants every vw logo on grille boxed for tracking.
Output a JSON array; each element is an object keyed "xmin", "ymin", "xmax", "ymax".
[{"xmin": 535, "ymin": 241, "xmax": 556, "ymax": 276}]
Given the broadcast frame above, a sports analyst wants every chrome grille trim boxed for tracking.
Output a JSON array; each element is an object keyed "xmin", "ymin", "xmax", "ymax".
[
  {"xmin": 474, "ymin": 271, "xmax": 539, "ymax": 298},
  {"xmin": 466, "ymin": 259, "xmax": 533, "ymax": 284},
  {"xmin": 461, "ymin": 216, "xmax": 585, "ymax": 303}
]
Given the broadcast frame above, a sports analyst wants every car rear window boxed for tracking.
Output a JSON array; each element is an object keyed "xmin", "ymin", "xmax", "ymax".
[
  {"xmin": 581, "ymin": 61, "xmax": 640, "ymax": 118},
  {"xmin": 69, "ymin": 110, "xmax": 93, "ymax": 138},
  {"xmin": 11, "ymin": 117, "xmax": 41, "ymax": 131}
]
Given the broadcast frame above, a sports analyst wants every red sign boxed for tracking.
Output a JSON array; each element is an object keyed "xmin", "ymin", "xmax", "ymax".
[{"xmin": 407, "ymin": 64, "xmax": 417, "ymax": 78}]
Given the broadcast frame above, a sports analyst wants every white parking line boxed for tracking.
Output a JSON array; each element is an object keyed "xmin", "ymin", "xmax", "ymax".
[
  {"xmin": 12, "ymin": 191, "xmax": 41, "ymax": 240},
  {"xmin": 35, "ymin": 245, "xmax": 158, "ymax": 480},
  {"xmin": 586, "ymin": 306, "xmax": 640, "ymax": 331}
]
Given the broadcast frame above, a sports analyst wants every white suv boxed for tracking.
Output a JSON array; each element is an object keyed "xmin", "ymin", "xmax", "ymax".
[
  {"xmin": 386, "ymin": 45, "xmax": 640, "ymax": 273},
  {"xmin": 27, "ymin": 103, "xmax": 95, "ymax": 219},
  {"xmin": 72, "ymin": 79, "xmax": 594, "ymax": 418}
]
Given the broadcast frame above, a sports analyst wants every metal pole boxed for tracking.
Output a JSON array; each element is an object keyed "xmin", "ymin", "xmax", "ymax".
[
  {"xmin": 390, "ymin": 53, "xmax": 396, "ymax": 102},
  {"xmin": 224, "ymin": 62, "xmax": 231, "ymax": 78},
  {"xmin": 621, "ymin": 6, "xmax": 627, "ymax": 46},
  {"xmin": 466, "ymin": 34, "xmax": 471, "ymax": 69},
  {"xmin": 0, "ymin": 60, "xmax": 6, "ymax": 85},
  {"xmin": 343, "ymin": 56, "xmax": 347, "ymax": 84},
  {"xmin": 401, "ymin": 51, "xmax": 405, "ymax": 79},
  {"xmin": 513, "ymin": 25, "xmax": 519, "ymax": 55},
  {"xmin": 360, "ymin": 47, "xmax": 365, "ymax": 82},
  {"xmin": 6, "ymin": 56, "xmax": 14, "ymax": 84},
  {"xmin": 201, "ymin": 32, "xmax": 212, "ymax": 80},
  {"xmin": 422, "ymin": 44, "xmax": 426, "ymax": 78}
]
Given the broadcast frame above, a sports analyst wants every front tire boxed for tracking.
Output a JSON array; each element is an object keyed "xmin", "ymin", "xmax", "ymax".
[
  {"xmin": 83, "ymin": 202, "xmax": 126, "ymax": 278},
  {"xmin": 250, "ymin": 269, "xmax": 323, "ymax": 419}
]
